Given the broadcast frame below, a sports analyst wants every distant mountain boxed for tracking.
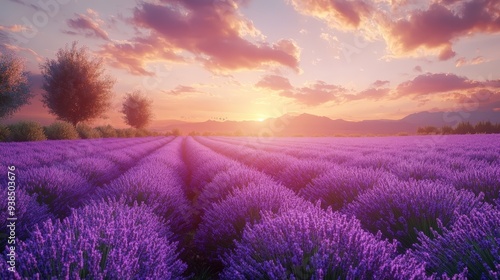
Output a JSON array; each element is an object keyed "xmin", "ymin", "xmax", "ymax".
[{"xmin": 153, "ymin": 110, "xmax": 500, "ymax": 136}]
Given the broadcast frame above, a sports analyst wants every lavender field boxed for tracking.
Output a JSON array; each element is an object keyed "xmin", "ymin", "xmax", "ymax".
[{"xmin": 1, "ymin": 135, "xmax": 500, "ymax": 279}]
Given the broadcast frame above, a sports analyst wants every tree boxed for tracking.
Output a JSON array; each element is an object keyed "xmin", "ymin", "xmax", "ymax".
[
  {"xmin": 454, "ymin": 121, "xmax": 475, "ymax": 134},
  {"xmin": 40, "ymin": 42, "xmax": 115, "ymax": 126},
  {"xmin": 0, "ymin": 54, "xmax": 32, "ymax": 119},
  {"xmin": 121, "ymin": 91, "xmax": 153, "ymax": 129}
]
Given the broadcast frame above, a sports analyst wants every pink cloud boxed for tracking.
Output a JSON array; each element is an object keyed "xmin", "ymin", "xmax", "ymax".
[
  {"xmin": 256, "ymin": 75, "xmax": 346, "ymax": 106},
  {"xmin": 382, "ymin": 0, "xmax": 500, "ymax": 60},
  {"xmin": 371, "ymin": 80, "xmax": 390, "ymax": 88},
  {"xmin": 101, "ymin": 0, "xmax": 300, "ymax": 75},
  {"xmin": 255, "ymin": 74, "xmax": 293, "ymax": 91},
  {"xmin": 289, "ymin": 0, "xmax": 373, "ymax": 29},
  {"xmin": 397, "ymin": 73, "xmax": 483, "ymax": 97},
  {"xmin": 99, "ymin": 37, "xmax": 183, "ymax": 76},
  {"xmin": 346, "ymin": 88, "xmax": 390, "ymax": 101},
  {"xmin": 166, "ymin": 85, "xmax": 199, "ymax": 96},
  {"xmin": 64, "ymin": 10, "xmax": 109, "ymax": 40}
]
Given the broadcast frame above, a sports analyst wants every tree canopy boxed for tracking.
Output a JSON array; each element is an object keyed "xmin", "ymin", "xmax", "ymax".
[
  {"xmin": 0, "ymin": 54, "xmax": 32, "ymax": 119},
  {"xmin": 121, "ymin": 91, "xmax": 153, "ymax": 129},
  {"xmin": 40, "ymin": 42, "xmax": 115, "ymax": 125}
]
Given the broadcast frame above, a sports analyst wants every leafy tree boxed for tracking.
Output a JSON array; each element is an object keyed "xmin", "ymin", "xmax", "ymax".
[
  {"xmin": 0, "ymin": 54, "xmax": 32, "ymax": 119},
  {"xmin": 474, "ymin": 121, "xmax": 494, "ymax": 134},
  {"xmin": 454, "ymin": 122, "xmax": 475, "ymax": 134},
  {"xmin": 121, "ymin": 91, "xmax": 153, "ymax": 129},
  {"xmin": 40, "ymin": 42, "xmax": 115, "ymax": 126}
]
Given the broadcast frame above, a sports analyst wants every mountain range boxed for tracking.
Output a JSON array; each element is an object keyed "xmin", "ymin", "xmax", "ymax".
[{"xmin": 151, "ymin": 110, "xmax": 500, "ymax": 136}]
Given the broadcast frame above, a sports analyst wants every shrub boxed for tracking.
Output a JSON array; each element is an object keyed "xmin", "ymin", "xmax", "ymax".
[
  {"xmin": 346, "ymin": 179, "xmax": 484, "ymax": 250},
  {"xmin": 221, "ymin": 205, "xmax": 400, "ymax": 280},
  {"xmin": 0, "ymin": 124, "xmax": 10, "ymax": 141},
  {"xmin": 44, "ymin": 121, "xmax": 79, "ymax": 140},
  {"xmin": 299, "ymin": 167, "xmax": 395, "ymax": 210},
  {"xmin": 21, "ymin": 166, "xmax": 90, "ymax": 217},
  {"xmin": 0, "ymin": 189, "xmax": 53, "ymax": 252},
  {"xmin": 76, "ymin": 123, "xmax": 101, "ymax": 139},
  {"xmin": 196, "ymin": 167, "xmax": 276, "ymax": 212},
  {"xmin": 7, "ymin": 121, "xmax": 46, "ymax": 141},
  {"xmin": 196, "ymin": 183, "xmax": 309, "ymax": 261},
  {"xmin": 277, "ymin": 159, "xmax": 331, "ymax": 192},
  {"xmin": 65, "ymin": 156, "xmax": 120, "ymax": 185},
  {"xmin": 412, "ymin": 206, "xmax": 500, "ymax": 279},
  {"xmin": 100, "ymin": 160, "xmax": 192, "ymax": 236},
  {"xmin": 1, "ymin": 200, "xmax": 186, "ymax": 279},
  {"xmin": 95, "ymin": 125, "xmax": 117, "ymax": 138},
  {"xmin": 451, "ymin": 165, "xmax": 500, "ymax": 204}
]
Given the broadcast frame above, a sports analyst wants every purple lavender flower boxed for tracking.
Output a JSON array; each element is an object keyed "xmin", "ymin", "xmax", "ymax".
[
  {"xmin": 1, "ymin": 200, "xmax": 186, "ymax": 280},
  {"xmin": 346, "ymin": 179, "xmax": 484, "ymax": 250},
  {"xmin": 196, "ymin": 182, "xmax": 309, "ymax": 261},
  {"xmin": 411, "ymin": 206, "xmax": 500, "ymax": 279},
  {"xmin": 221, "ymin": 205, "xmax": 399, "ymax": 280},
  {"xmin": 196, "ymin": 167, "xmax": 277, "ymax": 212},
  {"xmin": 20, "ymin": 166, "xmax": 90, "ymax": 217},
  {"xmin": 0, "ymin": 189, "xmax": 53, "ymax": 251},
  {"xmin": 300, "ymin": 166, "xmax": 396, "ymax": 210},
  {"xmin": 451, "ymin": 164, "xmax": 500, "ymax": 204}
]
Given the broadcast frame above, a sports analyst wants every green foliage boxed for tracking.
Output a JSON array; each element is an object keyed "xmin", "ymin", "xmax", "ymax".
[
  {"xmin": 76, "ymin": 123, "xmax": 100, "ymax": 139},
  {"xmin": 40, "ymin": 42, "xmax": 115, "ymax": 125},
  {"xmin": 8, "ymin": 121, "xmax": 46, "ymax": 141},
  {"xmin": 95, "ymin": 125, "xmax": 117, "ymax": 138},
  {"xmin": 0, "ymin": 54, "xmax": 33, "ymax": 119},
  {"xmin": 44, "ymin": 121, "xmax": 79, "ymax": 140},
  {"xmin": 0, "ymin": 124, "xmax": 11, "ymax": 141}
]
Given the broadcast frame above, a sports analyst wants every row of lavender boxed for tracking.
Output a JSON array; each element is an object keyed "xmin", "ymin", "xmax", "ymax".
[
  {"xmin": 1, "ymin": 137, "xmax": 192, "ymax": 279},
  {"xmin": 1, "ymin": 135, "xmax": 499, "ymax": 279},
  {"xmin": 194, "ymin": 135, "xmax": 500, "ymax": 278}
]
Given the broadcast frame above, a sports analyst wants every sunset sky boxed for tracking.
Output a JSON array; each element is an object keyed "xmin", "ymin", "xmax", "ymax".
[{"xmin": 1, "ymin": 0, "xmax": 499, "ymax": 126}]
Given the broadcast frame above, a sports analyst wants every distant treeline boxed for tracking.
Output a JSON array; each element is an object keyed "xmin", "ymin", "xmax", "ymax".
[
  {"xmin": 0, "ymin": 121, "xmax": 161, "ymax": 142},
  {"xmin": 417, "ymin": 121, "xmax": 500, "ymax": 135}
]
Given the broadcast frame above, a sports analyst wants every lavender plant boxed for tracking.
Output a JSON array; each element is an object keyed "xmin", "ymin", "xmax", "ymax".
[
  {"xmin": 346, "ymin": 179, "xmax": 484, "ymax": 250},
  {"xmin": 300, "ymin": 166, "xmax": 395, "ymax": 210},
  {"xmin": 196, "ymin": 182, "xmax": 309, "ymax": 261},
  {"xmin": 1, "ymin": 200, "xmax": 186, "ymax": 280},
  {"xmin": 412, "ymin": 206, "xmax": 500, "ymax": 279},
  {"xmin": 221, "ymin": 205, "xmax": 400, "ymax": 280}
]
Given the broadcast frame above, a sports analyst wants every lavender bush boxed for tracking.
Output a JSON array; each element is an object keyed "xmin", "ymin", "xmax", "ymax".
[
  {"xmin": 221, "ymin": 205, "xmax": 400, "ymax": 280},
  {"xmin": 196, "ymin": 182, "xmax": 309, "ymax": 261},
  {"xmin": 1, "ymin": 200, "xmax": 186, "ymax": 280},
  {"xmin": 346, "ymin": 179, "xmax": 484, "ymax": 249},
  {"xmin": 0, "ymin": 189, "xmax": 53, "ymax": 251},
  {"xmin": 412, "ymin": 206, "xmax": 500, "ymax": 279},
  {"xmin": 300, "ymin": 166, "xmax": 395, "ymax": 210},
  {"xmin": 20, "ymin": 166, "xmax": 91, "ymax": 217}
]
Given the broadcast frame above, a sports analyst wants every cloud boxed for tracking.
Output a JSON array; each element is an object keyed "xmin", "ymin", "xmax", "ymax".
[
  {"xmin": 345, "ymin": 87, "xmax": 390, "ymax": 101},
  {"xmin": 456, "ymin": 56, "xmax": 489, "ymax": 67},
  {"xmin": 381, "ymin": 0, "xmax": 500, "ymax": 60},
  {"xmin": 255, "ymin": 74, "xmax": 293, "ymax": 91},
  {"xmin": 281, "ymin": 81, "xmax": 346, "ymax": 106},
  {"xmin": 396, "ymin": 73, "xmax": 485, "ymax": 98},
  {"xmin": 64, "ymin": 9, "xmax": 109, "ymax": 40},
  {"xmin": 371, "ymin": 80, "xmax": 390, "ymax": 88},
  {"xmin": 413, "ymin": 65, "xmax": 423, "ymax": 73},
  {"xmin": 289, "ymin": 0, "xmax": 500, "ymax": 60},
  {"xmin": 289, "ymin": 0, "xmax": 374, "ymax": 30},
  {"xmin": 99, "ymin": 37, "xmax": 184, "ymax": 76},
  {"xmin": 166, "ymin": 85, "xmax": 199, "ymax": 96},
  {"xmin": 101, "ymin": 0, "xmax": 300, "ymax": 75},
  {"xmin": 256, "ymin": 75, "xmax": 346, "ymax": 106}
]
